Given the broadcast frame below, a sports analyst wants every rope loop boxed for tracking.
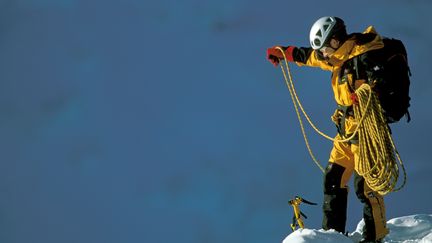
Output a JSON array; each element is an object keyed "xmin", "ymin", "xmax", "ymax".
[{"xmin": 275, "ymin": 47, "xmax": 406, "ymax": 195}]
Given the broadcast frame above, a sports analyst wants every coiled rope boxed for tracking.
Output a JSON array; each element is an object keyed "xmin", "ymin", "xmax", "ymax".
[
  {"xmin": 275, "ymin": 47, "xmax": 406, "ymax": 195},
  {"xmin": 353, "ymin": 85, "xmax": 407, "ymax": 195}
]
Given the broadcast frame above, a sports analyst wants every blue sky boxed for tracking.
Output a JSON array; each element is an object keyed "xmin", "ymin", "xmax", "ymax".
[{"xmin": 0, "ymin": 0, "xmax": 431, "ymax": 242}]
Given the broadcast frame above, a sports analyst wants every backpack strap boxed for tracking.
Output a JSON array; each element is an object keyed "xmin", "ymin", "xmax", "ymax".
[
  {"xmin": 353, "ymin": 56, "xmax": 360, "ymax": 81},
  {"xmin": 406, "ymin": 111, "xmax": 411, "ymax": 122},
  {"xmin": 352, "ymin": 55, "xmax": 368, "ymax": 90}
]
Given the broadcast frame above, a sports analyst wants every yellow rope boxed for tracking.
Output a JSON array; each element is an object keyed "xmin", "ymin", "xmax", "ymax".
[
  {"xmin": 276, "ymin": 50, "xmax": 325, "ymax": 173},
  {"xmin": 275, "ymin": 47, "xmax": 406, "ymax": 195},
  {"xmin": 353, "ymin": 85, "xmax": 407, "ymax": 195}
]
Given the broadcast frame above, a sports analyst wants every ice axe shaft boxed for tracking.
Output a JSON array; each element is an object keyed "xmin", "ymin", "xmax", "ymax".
[{"xmin": 288, "ymin": 196, "xmax": 317, "ymax": 231}]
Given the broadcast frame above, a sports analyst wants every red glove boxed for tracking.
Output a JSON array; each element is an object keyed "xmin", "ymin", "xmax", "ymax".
[{"xmin": 266, "ymin": 46, "xmax": 295, "ymax": 67}]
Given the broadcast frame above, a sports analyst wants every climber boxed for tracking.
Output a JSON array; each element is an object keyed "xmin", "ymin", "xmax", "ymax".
[{"xmin": 265, "ymin": 16, "xmax": 408, "ymax": 243}]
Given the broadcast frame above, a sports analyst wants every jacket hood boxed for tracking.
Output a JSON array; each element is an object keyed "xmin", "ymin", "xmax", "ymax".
[{"xmin": 327, "ymin": 26, "xmax": 384, "ymax": 67}]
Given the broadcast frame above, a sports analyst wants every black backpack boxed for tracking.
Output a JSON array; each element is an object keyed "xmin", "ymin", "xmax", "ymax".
[{"xmin": 354, "ymin": 37, "xmax": 411, "ymax": 123}]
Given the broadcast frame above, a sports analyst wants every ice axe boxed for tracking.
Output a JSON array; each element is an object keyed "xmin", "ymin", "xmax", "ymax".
[{"xmin": 288, "ymin": 196, "xmax": 317, "ymax": 231}]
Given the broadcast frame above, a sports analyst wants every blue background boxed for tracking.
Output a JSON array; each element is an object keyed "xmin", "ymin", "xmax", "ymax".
[{"xmin": 0, "ymin": 0, "xmax": 431, "ymax": 242}]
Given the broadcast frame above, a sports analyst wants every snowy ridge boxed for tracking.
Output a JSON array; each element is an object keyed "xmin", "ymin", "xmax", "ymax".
[{"xmin": 282, "ymin": 214, "xmax": 432, "ymax": 243}]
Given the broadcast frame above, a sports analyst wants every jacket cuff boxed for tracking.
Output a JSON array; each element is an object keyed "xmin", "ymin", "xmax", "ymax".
[{"xmin": 284, "ymin": 46, "xmax": 296, "ymax": 62}]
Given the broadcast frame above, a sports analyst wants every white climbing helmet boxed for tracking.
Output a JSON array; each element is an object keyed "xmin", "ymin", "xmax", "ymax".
[{"xmin": 309, "ymin": 16, "xmax": 345, "ymax": 50}]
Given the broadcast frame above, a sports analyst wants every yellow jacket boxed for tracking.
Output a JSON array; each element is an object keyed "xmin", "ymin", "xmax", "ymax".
[{"xmin": 293, "ymin": 26, "xmax": 384, "ymax": 107}]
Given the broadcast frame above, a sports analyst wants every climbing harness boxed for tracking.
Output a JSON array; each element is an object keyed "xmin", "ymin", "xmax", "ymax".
[
  {"xmin": 275, "ymin": 47, "xmax": 407, "ymax": 195},
  {"xmin": 288, "ymin": 196, "xmax": 317, "ymax": 231}
]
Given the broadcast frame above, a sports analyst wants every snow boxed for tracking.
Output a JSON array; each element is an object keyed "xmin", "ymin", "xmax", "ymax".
[{"xmin": 282, "ymin": 214, "xmax": 432, "ymax": 243}]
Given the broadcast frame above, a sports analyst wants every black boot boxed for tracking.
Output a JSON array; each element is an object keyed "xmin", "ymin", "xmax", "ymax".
[
  {"xmin": 322, "ymin": 163, "xmax": 348, "ymax": 233},
  {"xmin": 322, "ymin": 188, "xmax": 348, "ymax": 232}
]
